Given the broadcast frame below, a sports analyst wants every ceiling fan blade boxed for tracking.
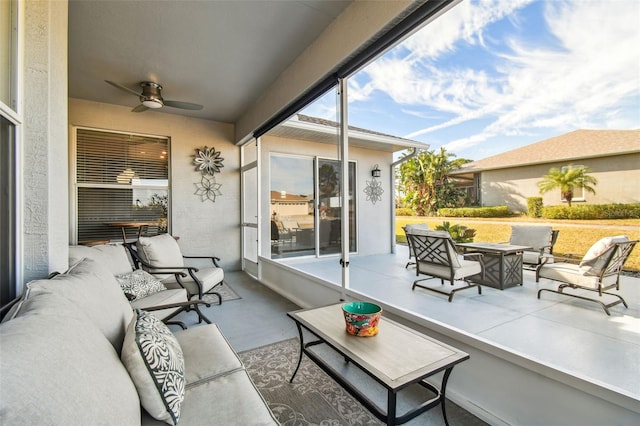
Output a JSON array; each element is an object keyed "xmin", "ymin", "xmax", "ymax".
[
  {"xmin": 163, "ymin": 99, "xmax": 203, "ymax": 110},
  {"xmin": 132, "ymin": 104, "xmax": 149, "ymax": 113},
  {"xmin": 105, "ymin": 80, "xmax": 141, "ymax": 97}
]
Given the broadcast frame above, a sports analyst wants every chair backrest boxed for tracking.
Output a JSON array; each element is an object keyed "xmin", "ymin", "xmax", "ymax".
[
  {"xmin": 579, "ymin": 236, "xmax": 636, "ymax": 277},
  {"xmin": 509, "ymin": 225, "xmax": 555, "ymax": 253},
  {"xmin": 406, "ymin": 230, "xmax": 461, "ymax": 269},
  {"xmin": 403, "ymin": 224, "xmax": 429, "ymax": 258}
]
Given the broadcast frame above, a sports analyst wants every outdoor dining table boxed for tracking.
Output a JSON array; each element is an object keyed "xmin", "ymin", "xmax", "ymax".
[
  {"xmin": 104, "ymin": 221, "xmax": 157, "ymax": 242},
  {"xmin": 457, "ymin": 242, "xmax": 531, "ymax": 290}
]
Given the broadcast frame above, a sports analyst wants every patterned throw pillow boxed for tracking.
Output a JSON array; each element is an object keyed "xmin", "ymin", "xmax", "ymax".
[
  {"xmin": 121, "ymin": 309, "xmax": 185, "ymax": 425},
  {"xmin": 116, "ymin": 269, "xmax": 166, "ymax": 300}
]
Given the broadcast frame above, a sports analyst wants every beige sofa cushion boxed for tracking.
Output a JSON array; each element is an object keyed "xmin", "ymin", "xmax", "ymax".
[
  {"xmin": 69, "ymin": 243, "xmax": 134, "ymax": 276},
  {"xmin": 25, "ymin": 258, "xmax": 133, "ymax": 353},
  {"xmin": 131, "ymin": 288, "xmax": 188, "ymax": 321},
  {"xmin": 0, "ymin": 292, "xmax": 141, "ymax": 425}
]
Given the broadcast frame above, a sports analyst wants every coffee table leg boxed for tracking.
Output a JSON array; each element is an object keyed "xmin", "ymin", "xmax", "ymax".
[
  {"xmin": 290, "ymin": 323, "xmax": 305, "ymax": 383},
  {"xmin": 441, "ymin": 367, "xmax": 454, "ymax": 426},
  {"xmin": 387, "ymin": 390, "xmax": 397, "ymax": 426}
]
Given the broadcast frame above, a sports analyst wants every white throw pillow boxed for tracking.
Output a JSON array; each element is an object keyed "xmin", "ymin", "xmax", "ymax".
[
  {"xmin": 116, "ymin": 269, "xmax": 166, "ymax": 300},
  {"xmin": 579, "ymin": 235, "xmax": 629, "ymax": 276},
  {"xmin": 121, "ymin": 309, "xmax": 185, "ymax": 425}
]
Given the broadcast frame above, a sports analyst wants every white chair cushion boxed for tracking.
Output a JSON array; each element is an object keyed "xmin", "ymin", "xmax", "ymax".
[
  {"xmin": 131, "ymin": 288, "xmax": 188, "ymax": 322},
  {"xmin": 409, "ymin": 229, "xmax": 461, "ymax": 268},
  {"xmin": 25, "ymin": 258, "xmax": 133, "ymax": 353},
  {"xmin": 522, "ymin": 251, "xmax": 554, "ymax": 265},
  {"xmin": 161, "ymin": 266, "xmax": 224, "ymax": 296},
  {"xmin": 405, "ymin": 223, "xmax": 429, "ymax": 233},
  {"xmin": 137, "ymin": 234, "xmax": 184, "ymax": 269},
  {"xmin": 116, "ymin": 269, "xmax": 166, "ymax": 300},
  {"xmin": 540, "ymin": 262, "xmax": 620, "ymax": 289},
  {"xmin": 69, "ymin": 243, "xmax": 134, "ymax": 276},
  {"xmin": 579, "ymin": 235, "xmax": 629, "ymax": 276},
  {"xmin": 510, "ymin": 226, "xmax": 552, "ymax": 252},
  {"xmin": 121, "ymin": 310, "xmax": 185, "ymax": 425},
  {"xmin": 417, "ymin": 257, "xmax": 481, "ymax": 280}
]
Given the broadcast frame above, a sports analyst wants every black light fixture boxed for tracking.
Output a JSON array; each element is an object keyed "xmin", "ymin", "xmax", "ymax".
[{"xmin": 371, "ymin": 164, "xmax": 381, "ymax": 178}]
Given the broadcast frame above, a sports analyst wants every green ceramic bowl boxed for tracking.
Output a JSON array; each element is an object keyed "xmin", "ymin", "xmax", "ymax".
[{"xmin": 342, "ymin": 302, "xmax": 382, "ymax": 337}]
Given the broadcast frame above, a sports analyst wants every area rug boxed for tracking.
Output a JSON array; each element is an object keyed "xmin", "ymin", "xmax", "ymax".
[
  {"xmin": 238, "ymin": 338, "xmax": 382, "ymax": 425},
  {"xmin": 202, "ymin": 281, "xmax": 241, "ymax": 304}
]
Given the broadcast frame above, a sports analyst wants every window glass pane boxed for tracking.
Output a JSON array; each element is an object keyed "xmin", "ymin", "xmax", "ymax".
[
  {"xmin": 318, "ymin": 159, "xmax": 356, "ymax": 255},
  {"xmin": 270, "ymin": 154, "xmax": 315, "ymax": 258},
  {"xmin": 0, "ymin": 0, "xmax": 16, "ymax": 109},
  {"xmin": 0, "ymin": 115, "xmax": 16, "ymax": 306},
  {"xmin": 75, "ymin": 128, "xmax": 169, "ymax": 243}
]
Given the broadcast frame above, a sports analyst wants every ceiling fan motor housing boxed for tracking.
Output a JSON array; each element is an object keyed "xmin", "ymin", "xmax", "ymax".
[{"xmin": 140, "ymin": 82, "xmax": 164, "ymax": 108}]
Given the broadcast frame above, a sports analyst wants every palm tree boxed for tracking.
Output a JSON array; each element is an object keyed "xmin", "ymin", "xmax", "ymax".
[{"xmin": 537, "ymin": 165, "xmax": 597, "ymax": 207}]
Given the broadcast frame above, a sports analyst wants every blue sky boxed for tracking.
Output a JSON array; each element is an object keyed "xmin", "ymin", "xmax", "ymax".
[{"xmin": 303, "ymin": 0, "xmax": 640, "ymax": 161}]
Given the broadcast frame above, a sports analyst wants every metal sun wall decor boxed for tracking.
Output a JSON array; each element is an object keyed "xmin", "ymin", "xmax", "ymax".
[
  {"xmin": 192, "ymin": 146, "xmax": 224, "ymax": 203},
  {"xmin": 364, "ymin": 164, "xmax": 384, "ymax": 205}
]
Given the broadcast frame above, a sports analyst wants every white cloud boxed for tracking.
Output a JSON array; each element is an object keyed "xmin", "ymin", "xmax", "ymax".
[{"xmin": 351, "ymin": 0, "xmax": 640, "ymax": 155}]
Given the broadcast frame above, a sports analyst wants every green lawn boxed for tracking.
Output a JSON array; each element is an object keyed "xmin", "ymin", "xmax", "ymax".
[{"xmin": 396, "ymin": 216, "xmax": 640, "ymax": 272}]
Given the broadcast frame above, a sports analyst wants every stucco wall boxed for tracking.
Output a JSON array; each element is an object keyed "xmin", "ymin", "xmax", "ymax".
[
  {"xmin": 260, "ymin": 134, "xmax": 393, "ymax": 257},
  {"xmin": 68, "ymin": 98, "xmax": 241, "ymax": 271},
  {"xmin": 22, "ymin": 0, "xmax": 69, "ymax": 282},
  {"xmin": 480, "ymin": 153, "xmax": 640, "ymax": 212}
]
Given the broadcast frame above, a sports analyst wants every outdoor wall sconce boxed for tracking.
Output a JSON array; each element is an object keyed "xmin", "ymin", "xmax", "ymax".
[
  {"xmin": 364, "ymin": 164, "xmax": 384, "ymax": 205},
  {"xmin": 371, "ymin": 164, "xmax": 381, "ymax": 178}
]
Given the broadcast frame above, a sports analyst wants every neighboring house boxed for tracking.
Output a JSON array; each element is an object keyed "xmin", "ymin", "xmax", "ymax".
[{"xmin": 451, "ymin": 129, "xmax": 640, "ymax": 213}]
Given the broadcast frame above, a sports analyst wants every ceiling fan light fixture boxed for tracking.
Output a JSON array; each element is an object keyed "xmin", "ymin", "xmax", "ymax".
[{"xmin": 142, "ymin": 98, "xmax": 163, "ymax": 109}]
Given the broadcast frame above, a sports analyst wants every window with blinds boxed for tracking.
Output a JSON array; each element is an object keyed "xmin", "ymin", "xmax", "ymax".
[{"xmin": 75, "ymin": 128, "xmax": 169, "ymax": 243}]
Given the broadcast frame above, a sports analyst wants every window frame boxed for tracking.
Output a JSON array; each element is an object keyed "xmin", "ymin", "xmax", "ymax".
[{"xmin": 70, "ymin": 126, "xmax": 171, "ymax": 244}]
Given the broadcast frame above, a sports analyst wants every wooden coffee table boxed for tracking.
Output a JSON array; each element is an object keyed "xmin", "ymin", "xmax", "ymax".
[
  {"xmin": 457, "ymin": 242, "xmax": 530, "ymax": 290},
  {"xmin": 288, "ymin": 303, "xmax": 469, "ymax": 426}
]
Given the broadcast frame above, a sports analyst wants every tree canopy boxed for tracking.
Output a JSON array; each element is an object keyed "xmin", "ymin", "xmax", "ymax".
[
  {"xmin": 537, "ymin": 165, "xmax": 597, "ymax": 207},
  {"xmin": 398, "ymin": 147, "xmax": 471, "ymax": 215}
]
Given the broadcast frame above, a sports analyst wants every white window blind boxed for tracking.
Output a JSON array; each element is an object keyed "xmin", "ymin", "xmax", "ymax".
[{"xmin": 75, "ymin": 128, "xmax": 169, "ymax": 243}]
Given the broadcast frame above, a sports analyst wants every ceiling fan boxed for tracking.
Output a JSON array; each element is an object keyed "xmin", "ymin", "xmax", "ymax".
[{"xmin": 105, "ymin": 80, "xmax": 203, "ymax": 112}]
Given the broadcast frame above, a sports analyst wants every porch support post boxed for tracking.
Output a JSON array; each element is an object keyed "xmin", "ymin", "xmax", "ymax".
[
  {"xmin": 390, "ymin": 147, "xmax": 421, "ymax": 254},
  {"xmin": 338, "ymin": 78, "xmax": 349, "ymax": 300}
]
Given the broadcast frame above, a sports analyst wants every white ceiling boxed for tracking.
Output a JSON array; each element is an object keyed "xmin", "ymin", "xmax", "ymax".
[{"xmin": 68, "ymin": 0, "xmax": 352, "ymax": 123}]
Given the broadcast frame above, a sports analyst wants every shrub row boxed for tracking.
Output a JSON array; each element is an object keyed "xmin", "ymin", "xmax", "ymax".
[
  {"xmin": 395, "ymin": 207, "xmax": 415, "ymax": 216},
  {"xmin": 541, "ymin": 203, "xmax": 640, "ymax": 219},
  {"xmin": 437, "ymin": 206, "xmax": 511, "ymax": 218}
]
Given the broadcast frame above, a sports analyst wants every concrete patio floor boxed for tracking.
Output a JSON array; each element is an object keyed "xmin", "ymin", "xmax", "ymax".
[{"xmin": 279, "ymin": 244, "xmax": 640, "ymax": 403}]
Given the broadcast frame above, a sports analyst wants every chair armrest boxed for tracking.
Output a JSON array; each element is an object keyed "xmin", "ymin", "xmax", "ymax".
[
  {"xmin": 182, "ymin": 255, "xmax": 221, "ymax": 267},
  {"xmin": 462, "ymin": 252, "xmax": 483, "ymax": 260},
  {"xmin": 140, "ymin": 299, "xmax": 212, "ymax": 311},
  {"xmin": 551, "ymin": 254, "xmax": 581, "ymax": 265}
]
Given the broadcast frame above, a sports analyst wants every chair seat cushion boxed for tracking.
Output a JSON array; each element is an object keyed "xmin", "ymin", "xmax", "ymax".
[
  {"xmin": 417, "ymin": 258, "xmax": 481, "ymax": 280},
  {"xmin": 539, "ymin": 262, "xmax": 619, "ymax": 289},
  {"xmin": 161, "ymin": 266, "xmax": 224, "ymax": 296},
  {"xmin": 131, "ymin": 288, "xmax": 188, "ymax": 321}
]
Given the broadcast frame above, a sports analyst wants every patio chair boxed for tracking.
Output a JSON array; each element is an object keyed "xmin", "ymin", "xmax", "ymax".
[
  {"xmin": 407, "ymin": 229, "xmax": 483, "ymax": 302},
  {"xmin": 128, "ymin": 234, "xmax": 225, "ymax": 304},
  {"xmin": 403, "ymin": 223, "xmax": 430, "ymax": 268},
  {"xmin": 507, "ymin": 225, "xmax": 559, "ymax": 281},
  {"xmin": 537, "ymin": 236, "xmax": 637, "ymax": 315}
]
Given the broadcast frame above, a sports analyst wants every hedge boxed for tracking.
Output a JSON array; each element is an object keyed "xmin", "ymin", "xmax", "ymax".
[
  {"xmin": 395, "ymin": 207, "xmax": 415, "ymax": 216},
  {"xmin": 526, "ymin": 197, "xmax": 543, "ymax": 218},
  {"xmin": 541, "ymin": 203, "xmax": 640, "ymax": 219},
  {"xmin": 437, "ymin": 206, "xmax": 511, "ymax": 218}
]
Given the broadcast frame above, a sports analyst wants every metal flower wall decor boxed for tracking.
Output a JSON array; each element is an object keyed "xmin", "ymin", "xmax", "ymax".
[
  {"xmin": 364, "ymin": 179, "xmax": 384, "ymax": 204},
  {"xmin": 192, "ymin": 146, "xmax": 224, "ymax": 203}
]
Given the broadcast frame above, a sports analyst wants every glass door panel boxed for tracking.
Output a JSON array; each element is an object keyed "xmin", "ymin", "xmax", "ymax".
[
  {"xmin": 241, "ymin": 140, "xmax": 259, "ymax": 276},
  {"xmin": 318, "ymin": 158, "xmax": 356, "ymax": 255}
]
